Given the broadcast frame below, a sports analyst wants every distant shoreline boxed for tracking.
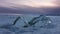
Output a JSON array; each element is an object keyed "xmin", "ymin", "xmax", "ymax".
[{"xmin": 0, "ymin": 13, "xmax": 60, "ymax": 16}]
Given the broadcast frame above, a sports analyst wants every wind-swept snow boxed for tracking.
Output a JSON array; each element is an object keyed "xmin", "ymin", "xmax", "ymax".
[{"xmin": 0, "ymin": 15, "xmax": 60, "ymax": 34}]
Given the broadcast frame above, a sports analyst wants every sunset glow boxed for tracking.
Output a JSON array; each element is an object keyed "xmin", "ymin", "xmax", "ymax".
[
  {"xmin": 11, "ymin": 0, "xmax": 58, "ymax": 7},
  {"xmin": 0, "ymin": 0, "xmax": 59, "ymax": 7},
  {"xmin": 20, "ymin": 0, "xmax": 57, "ymax": 7}
]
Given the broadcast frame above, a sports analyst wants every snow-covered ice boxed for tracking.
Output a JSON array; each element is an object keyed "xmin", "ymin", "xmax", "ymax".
[{"xmin": 0, "ymin": 15, "xmax": 60, "ymax": 34}]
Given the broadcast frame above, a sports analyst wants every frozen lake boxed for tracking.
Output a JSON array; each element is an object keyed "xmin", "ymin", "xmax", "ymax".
[{"xmin": 0, "ymin": 14, "xmax": 60, "ymax": 34}]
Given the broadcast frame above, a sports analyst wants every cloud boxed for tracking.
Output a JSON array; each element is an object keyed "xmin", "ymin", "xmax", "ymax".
[
  {"xmin": 0, "ymin": 0, "xmax": 60, "ymax": 15},
  {"xmin": 0, "ymin": 6, "xmax": 60, "ymax": 15},
  {"xmin": 53, "ymin": 0, "xmax": 60, "ymax": 6},
  {"xmin": 0, "ymin": 0, "xmax": 60, "ymax": 7}
]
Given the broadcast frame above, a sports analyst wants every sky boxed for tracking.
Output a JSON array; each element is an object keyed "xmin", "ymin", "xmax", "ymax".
[{"xmin": 0, "ymin": 0, "xmax": 60, "ymax": 15}]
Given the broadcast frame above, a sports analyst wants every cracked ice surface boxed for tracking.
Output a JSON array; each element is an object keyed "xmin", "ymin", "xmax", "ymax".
[{"xmin": 0, "ymin": 15, "xmax": 60, "ymax": 34}]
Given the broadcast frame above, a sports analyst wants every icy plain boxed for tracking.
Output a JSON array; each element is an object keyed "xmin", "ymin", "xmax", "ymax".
[{"xmin": 0, "ymin": 14, "xmax": 60, "ymax": 34}]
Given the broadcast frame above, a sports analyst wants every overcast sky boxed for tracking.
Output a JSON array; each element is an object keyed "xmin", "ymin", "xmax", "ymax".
[{"xmin": 0, "ymin": 0, "xmax": 60, "ymax": 15}]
